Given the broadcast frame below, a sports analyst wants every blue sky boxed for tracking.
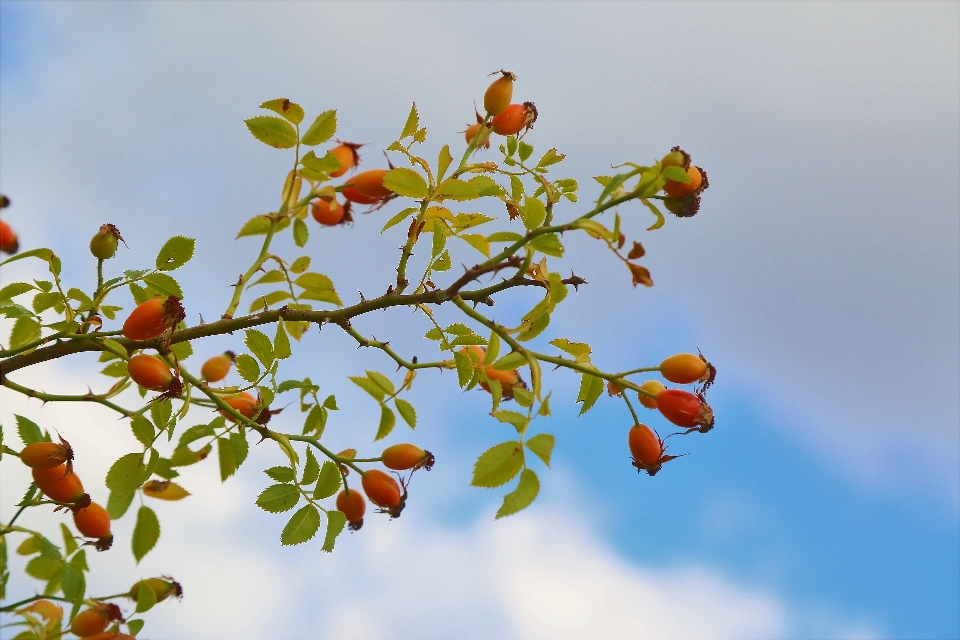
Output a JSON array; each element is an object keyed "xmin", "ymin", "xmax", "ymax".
[{"xmin": 1, "ymin": 3, "xmax": 957, "ymax": 639}]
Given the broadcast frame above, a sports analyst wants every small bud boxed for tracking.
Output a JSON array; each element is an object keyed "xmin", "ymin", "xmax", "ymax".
[{"xmin": 90, "ymin": 224, "xmax": 123, "ymax": 260}]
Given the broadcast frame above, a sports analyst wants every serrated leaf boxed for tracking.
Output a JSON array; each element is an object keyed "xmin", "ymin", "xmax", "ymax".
[
  {"xmin": 458, "ymin": 233, "xmax": 491, "ymax": 257},
  {"xmin": 132, "ymin": 506, "xmax": 160, "ymax": 563},
  {"xmin": 375, "ymin": 405, "xmax": 397, "ymax": 441},
  {"xmin": 130, "ymin": 415, "xmax": 154, "ymax": 447},
  {"xmin": 520, "ymin": 196, "xmax": 547, "ymax": 230},
  {"xmin": 383, "ymin": 168, "xmax": 428, "ymax": 198},
  {"xmin": 661, "ymin": 165, "xmax": 691, "ymax": 183},
  {"xmin": 303, "ymin": 405, "xmax": 324, "ymax": 437},
  {"xmin": 394, "ymin": 398, "xmax": 416, "ymax": 428},
  {"xmin": 529, "ymin": 233, "xmax": 564, "ymax": 257},
  {"xmin": 135, "ymin": 580, "xmax": 157, "ymax": 613},
  {"xmin": 577, "ymin": 373, "xmax": 605, "ymax": 415},
  {"xmin": 549, "ymin": 338, "xmax": 592, "ymax": 359},
  {"xmin": 169, "ymin": 443, "xmax": 212, "ymax": 467},
  {"xmin": 281, "ymin": 504, "xmax": 321, "ymax": 545},
  {"xmin": 245, "ymin": 329, "xmax": 274, "ymax": 367},
  {"xmin": 367, "ymin": 371, "xmax": 396, "ymax": 395},
  {"xmin": 293, "ymin": 218, "xmax": 309, "ymax": 247},
  {"xmin": 15, "ymin": 415, "xmax": 44, "ymax": 445},
  {"xmin": 400, "ymin": 103, "xmax": 419, "ymax": 138},
  {"xmin": 107, "ymin": 489, "xmax": 135, "ymax": 519},
  {"xmin": 0, "ymin": 282, "xmax": 33, "ymax": 300},
  {"xmin": 454, "ymin": 352, "xmax": 474, "ymax": 387},
  {"xmin": 518, "ymin": 140, "xmax": 534, "ymax": 162},
  {"xmin": 142, "ymin": 272, "xmax": 183, "ymax": 299},
  {"xmin": 235, "ymin": 354, "xmax": 260, "ymax": 382},
  {"xmin": 26, "ymin": 554, "xmax": 62, "ymax": 580},
  {"xmin": 322, "ymin": 510, "xmax": 347, "ymax": 552},
  {"xmin": 155, "ymin": 236, "xmax": 195, "ymax": 271},
  {"xmin": 260, "ymin": 98, "xmax": 304, "ymax": 125},
  {"xmin": 496, "ymin": 469, "xmax": 539, "ymax": 518},
  {"xmin": 349, "ymin": 375, "xmax": 386, "ymax": 401},
  {"xmin": 381, "ymin": 206, "xmax": 418, "ymax": 233},
  {"xmin": 256, "ymin": 484, "xmax": 300, "ymax": 513},
  {"xmin": 249, "ymin": 290, "xmax": 292, "ymax": 312},
  {"xmin": 300, "ymin": 110, "xmax": 337, "ymax": 146},
  {"xmin": 424, "ymin": 327, "xmax": 444, "ymax": 341},
  {"xmin": 493, "ymin": 410, "xmax": 529, "ymax": 432},
  {"xmin": 313, "ymin": 461, "xmax": 341, "ymax": 499},
  {"xmin": 491, "ymin": 351, "xmax": 527, "ymax": 371},
  {"xmin": 301, "ymin": 448, "xmax": 320, "ymax": 485},
  {"xmin": 264, "ymin": 466, "xmax": 296, "ymax": 483},
  {"xmin": 434, "ymin": 179, "xmax": 478, "ymax": 202},
  {"xmin": 9, "ymin": 317, "xmax": 40, "ymax": 350},
  {"xmin": 106, "ymin": 453, "xmax": 148, "ymax": 494},
  {"xmin": 536, "ymin": 148, "xmax": 565, "ymax": 168},
  {"xmin": 150, "ymin": 398, "xmax": 172, "ymax": 433},
  {"xmin": 274, "ymin": 322, "xmax": 291, "ymax": 360},
  {"xmin": 237, "ymin": 215, "xmax": 274, "ymax": 238},
  {"xmin": 250, "ymin": 270, "xmax": 286, "ymax": 286},
  {"xmin": 218, "ymin": 437, "xmax": 239, "ymax": 481},
  {"xmin": 524, "ymin": 434, "xmax": 554, "ymax": 467},
  {"xmin": 471, "ymin": 441, "xmax": 524, "ymax": 488},
  {"xmin": 488, "ymin": 231, "xmax": 523, "ymax": 243},
  {"xmin": 470, "ymin": 175, "xmax": 503, "ymax": 197},
  {"xmin": 245, "ymin": 115, "xmax": 298, "ymax": 149}
]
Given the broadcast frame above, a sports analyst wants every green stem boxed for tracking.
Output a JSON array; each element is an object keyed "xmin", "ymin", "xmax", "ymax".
[
  {"xmin": 339, "ymin": 323, "xmax": 454, "ymax": 371},
  {"xmin": 612, "ymin": 366, "xmax": 661, "ymax": 378},
  {"xmin": 1, "ymin": 377, "xmax": 135, "ymax": 416},
  {"xmin": 622, "ymin": 392, "xmax": 641, "ymax": 426}
]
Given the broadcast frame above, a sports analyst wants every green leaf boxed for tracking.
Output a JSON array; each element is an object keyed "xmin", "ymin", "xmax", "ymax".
[
  {"xmin": 237, "ymin": 215, "xmax": 274, "ymax": 238},
  {"xmin": 245, "ymin": 329, "xmax": 274, "ymax": 368},
  {"xmin": 130, "ymin": 416, "xmax": 154, "ymax": 447},
  {"xmin": 381, "ymin": 207, "xmax": 418, "ymax": 233},
  {"xmin": 218, "ymin": 437, "xmax": 239, "ymax": 481},
  {"xmin": 251, "ymin": 270, "xmax": 286, "ymax": 286},
  {"xmin": 135, "ymin": 580, "xmax": 157, "ymax": 613},
  {"xmin": 26, "ymin": 554, "xmax": 62, "ymax": 580},
  {"xmin": 303, "ymin": 404, "xmax": 325, "ymax": 437},
  {"xmin": 132, "ymin": 506, "xmax": 160, "ymax": 563},
  {"xmin": 493, "ymin": 410, "xmax": 529, "ymax": 433},
  {"xmin": 458, "ymin": 233, "xmax": 491, "ymax": 257},
  {"xmin": 264, "ymin": 466, "xmax": 296, "ymax": 483},
  {"xmin": 524, "ymin": 434, "xmax": 555, "ymax": 467},
  {"xmin": 0, "ymin": 247, "xmax": 55, "ymax": 268},
  {"xmin": 424, "ymin": 327, "xmax": 444, "ymax": 341},
  {"xmin": 245, "ymin": 115, "xmax": 298, "ymax": 149},
  {"xmin": 661, "ymin": 165, "xmax": 691, "ymax": 183},
  {"xmin": 232, "ymin": 431, "xmax": 249, "ymax": 468},
  {"xmin": 248, "ymin": 290, "xmax": 291, "ymax": 312},
  {"xmin": 177, "ymin": 422, "xmax": 216, "ymax": 448},
  {"xmin": 436, "ymin": 145, "xmax": 453, "ymax": 181},
  {"xmin": 289, "ymin": 256, "xmax": 311, "ymax": 274},
  {"xmin": 301, "ymin": 448, "xmax": 320, "ymax": 485},
  {"xmin": 150, "ymin": 398, "xmax": 172, "ymax": 433},
  {"xmin": 107, "ymin": 489, "xmax": 135, "ymax": 519},
  {"xmin": 484, "ymin": 332, "xmax": 500, "ymax": 365},
  {"xmin": 349, "ymin": 375, "xmax": 386, "ymax": 402},
  {"xmin": 375, "ymin": 405, "xmax": 397, "ymax": 441},
  {"xmin": 322, "ymin": 510, "xmax": 347, "ymax": 552},
  {"xmin": 142, "ymin": 272, "xmax": 183, "ymax": 299},
  {"xmin": 106, "ymin": 453, "xmax": 149, "ymax": 494},
  {"xmin": 518, "ymin": 140, "xmax": 534, "ymax": 162},
  {"xmin": 235, "ymin": 354, "xmax": 260, "ymax": 383},
  {"xmin": 0, "ymin": 282, "xmax": 33, "ymax": 300},
  {"xmin": 434, "ymin": 179, "xmax": 478, "ymax": 201},
  {"xmin": 549, "ymin": 338, "xmax": 592, "ymax": 360},
  {"xmin": 259, "ymin": 98, "xmax": 305, "ymax": 125},
  {"xmin": 17, "ymin": 536, "xmax": 42, "ymax": 555},
  {"xmin": 491, "ymin": 351, "xmax": 527, "ymax": 371},
  {"xmin": 256, "ymin": 484, "xmax": 300, "ymax": 513},
  {"xmin": 293, "ymin": 218, "xmax": 309, "ymax": 248},
  {"xmin": 577, "ymin": 373, "xmax": 604, "ymax": 415},
  {"xmin": 269, "ymin": 324, "xmax": 290, "ymax": 363},
  {"xmin": 383, "ymin": 168, "xmax": 428, "ymax": 199},
  {"xmin": 432, "ymin": 224, "xmax": 447, "ymax": 258},
  {"xmin": 469, "ymin": 175, "xmax": 503, "ymax": 197},
  {"xmin": 313, "ymin": 461, "xmax": 341, "ymax": 499},
  {"xmin": 496, "ymin": 469, "xmax": 539, "ymax": 518},
  {"xmin": 169, "ymin": 443, "xmax": 212, "ymax": 467},
  {"xmin": 281, "ymin": 504, "xmax": 321, "ymax": 545},
  {"xmin": 471, "ymin": 441, "xmax": 524, "ymax": 488},
  {"xmin": 367, "ymin": 371, "xmax": 396, "ymax": 395},
  {"xmin": 400, "ymin": 103, "xmax": 419, "ymax": 138},
  {"xmin": 60, "ymin": 563, "xmax": 84, "ymax": 602},
  {"xmin": 127, "ymin": 619, "xmax": 146, "ymax": 636},
  {"xmin": 155, "ymin": 236, "xmax": 195, "ymax": 271},
  {"xmin": 300, "ymin": 150, "xmax": 342, "ymax": 175},
  {"xmin": 300, "ymin": 110, "xmax": 337, "ymax": 146},
  {"xmin": 60, "ymin": 523, "xmax": 78, "ymax": 555},
  {"xmin": 536, "ymin": 148, "xmax": 565, "ymax": 168},
  {"xmin": 488, "ymin": 231, "xmax": 524, "ymax": 243},
  {"xmin": 529, "ymin": 233, "xmax": 564, "ymax": 257},
  {"xmin": 15, "ymin": 415, "xmax": 44, "ymax": 445},
  {"xmin": 454, "ymin": 352, "xmax": 474, "ymax": 388},
  {"xmin": 9, "ymin": 317, "xmax": 40, "ymax": 350},
  {"xmin": 520, "ymin": 196, "xmax": 547, "ymax": 230},
  {"xmin": 394, "ymin": 398, "xmax": 416, "ymax": 428}
]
